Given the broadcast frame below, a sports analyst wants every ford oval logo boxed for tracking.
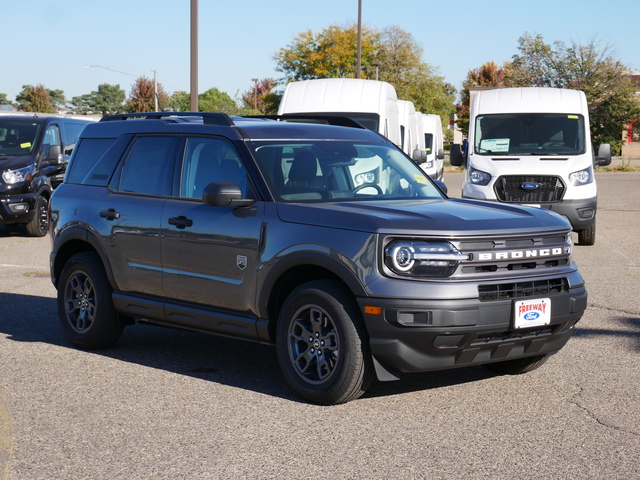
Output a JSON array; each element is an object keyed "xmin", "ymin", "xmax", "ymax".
[
  {"xmin": 521, "ymin": 182, "xmax": 539, "ymax": 190},
  {"xmin": 524, "ymin": 312, "xmax": 540, "ymax": 321}
]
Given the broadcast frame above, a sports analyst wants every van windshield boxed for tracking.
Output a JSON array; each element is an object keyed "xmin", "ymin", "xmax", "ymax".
[
  {"xmin": 0, "ymin": 119, "xmax": 41, "ymax": 156},
  {"xmin": 248, "ymin": 140, "xmax": 443, "ymax": 203},
  {"xmin": 474, "ymin": 113, "xmax": 586, "ymax": 155}
]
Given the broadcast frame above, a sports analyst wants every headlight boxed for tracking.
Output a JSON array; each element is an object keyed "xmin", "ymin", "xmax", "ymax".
[
  {"xmin": 468, "ymin": 167, "xmax": 491, "ymax": 185},
  {"xmin": 2, "ymin": 165, "xmax": 34, "ymax": 184},
  {"xmin": 354, "ymin": 168, "xmax": 378, "ymax": 186},
  {"xmin": 569, "ymin": 166, "xmax": 593, "ymax": 186},
  {"xmin": 384, "ymin": 240, "xmax": 470, "ymax": 277}
]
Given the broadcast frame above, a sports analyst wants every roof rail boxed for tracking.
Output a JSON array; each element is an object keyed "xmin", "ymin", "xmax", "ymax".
[
  {"xmin": 100, "ymin": 112, "xmax": 234, "ymax": 126},
  {"xmin": 244, "ymin": 114, "xmax": 367, "ymax": 129}
]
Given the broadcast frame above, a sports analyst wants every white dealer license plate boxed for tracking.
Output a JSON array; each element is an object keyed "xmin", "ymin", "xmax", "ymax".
[{"xmin": 514, "ymin": 298, "xmax": 551, "ymax": 329}]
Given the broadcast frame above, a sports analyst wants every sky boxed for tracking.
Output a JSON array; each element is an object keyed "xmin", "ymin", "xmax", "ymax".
[{"xmin": 2, "ymin": 0, "xmax": 638, "ymax": 104}]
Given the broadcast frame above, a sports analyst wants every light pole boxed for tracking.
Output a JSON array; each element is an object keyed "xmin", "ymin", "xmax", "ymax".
[
  {"xmin": 251, "ymin": 78, "xmax": 259, "ymax": 112},
  {"xmin": 356, "ymin": 0, "xmax": 362, "ymax": 79},
  {"xmin": 372, "ymin": 60, "xmax": 381, "ymax": 81}
]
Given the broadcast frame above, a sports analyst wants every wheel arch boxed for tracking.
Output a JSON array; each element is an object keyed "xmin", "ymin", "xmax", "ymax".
[{"xmin": 259, "ymin": 252, "xmax": 368, "ymax": 343}]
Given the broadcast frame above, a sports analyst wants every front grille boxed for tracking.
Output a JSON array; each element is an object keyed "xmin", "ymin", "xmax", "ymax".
[
  {"xmin": 495, "ymin": 175, "xmax": 565, "ymax": 202},
  {"xmin": 478, "ymin": 278, "xmax": 568, "ymax": 301}
]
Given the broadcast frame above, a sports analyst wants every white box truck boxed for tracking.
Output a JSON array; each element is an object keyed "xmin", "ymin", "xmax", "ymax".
[
  {"xmin": 420, "ymin": 114, "xmax": 445, "ymax": 181},
  {"xmin": 450, "ymin": 87, "xmax": 611, "ymax": 245}
]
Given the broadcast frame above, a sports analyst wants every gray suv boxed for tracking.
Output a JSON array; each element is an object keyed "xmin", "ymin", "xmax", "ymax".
[{"xmin": 50, "ymin": 112, "xmax": 587, "ymax": 404}]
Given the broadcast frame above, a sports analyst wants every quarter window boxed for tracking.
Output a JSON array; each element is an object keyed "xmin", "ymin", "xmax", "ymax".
[{"xmin": 117, "ymin": 136, "xmax": 178, "ymax": 196}]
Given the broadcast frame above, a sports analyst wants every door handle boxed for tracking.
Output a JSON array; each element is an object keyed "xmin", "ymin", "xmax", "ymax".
[
  {"xmin": 168, "ymin": 216, "xmax": 193, "ymax": 229},
  {"xmin": 99, "ymin": 208, "xmax": 120, "ymax": 220}
]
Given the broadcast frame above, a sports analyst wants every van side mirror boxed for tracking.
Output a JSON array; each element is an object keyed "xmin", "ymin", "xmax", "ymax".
[
  {"xmin": 412, "ymin": 148, "xmax": 426, "ymax": 164},
  {"xmin": 595, "ymin": 143, "xmax": 611, "ymax": 166},
  {"xmin": 436, "ymin": 148, "xmax": 445, "ymax": 160},
  {"xmin": 449, "ymin": 144, "xmax": 465, "ymax": 167},
  {"xmin": 44, "ymin": 145, "xmax": 63, "ymax": 166}
]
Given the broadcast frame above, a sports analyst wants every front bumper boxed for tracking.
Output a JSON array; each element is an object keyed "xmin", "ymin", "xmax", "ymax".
[
  {"xmin": 0, "ymin": 193, "xmax": 37, "ymax": 225},
  {"xmin": 357, "ymin": 281, "xmax": 587, "ymax": 376}
]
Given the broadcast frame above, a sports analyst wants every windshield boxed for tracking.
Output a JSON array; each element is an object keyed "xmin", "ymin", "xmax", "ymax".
[
  {"xmin": 474, "ymin": 113, "xmax": 585, "ymax": 155},
  {"xmin": 248, "ymin": 140, "xmax": 444, "ymax": 202},
  {"xmin": 0, "ymin": 119, "xmax": 41, "ymax": 156}
]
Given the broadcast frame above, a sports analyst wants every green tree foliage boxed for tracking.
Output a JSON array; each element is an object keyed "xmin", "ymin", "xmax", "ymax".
[
  {"xmin": 460, "ymin": 33, "xmax": 640, "ymax": 152},
  {"xmin": 197, "ymin": 88, "xmax": 240, "ymax": 114},
  {"xmin": 15, "ymin": 84, "xmax": 57, "ymax": 113},
  {"xmin": 125, "ymin": 76, "xmax": 169, "ymax": 113},
  {"xmin": 169, "ymin": 91, "xmax": 191, "ymax": 112},
  {"xmin": 0, "ymin": 93, "xmax": 12, "ymax": 106},
  {"xmin": 241, "ymin": 78, "xmax": 279, "ymax": 114},
  {"xmin": 274, "ymin": 24, "xmax": 456, "ymax": 123},
  {"xmin": 71, "ymin": 84, "xmax": 126, "ymax": 115}
]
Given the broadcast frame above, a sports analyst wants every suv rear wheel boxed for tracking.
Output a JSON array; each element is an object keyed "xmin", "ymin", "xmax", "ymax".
[
  {"xmin": 57, "ymin": 252, "xmax": 123, "ymax": 350},
  {"xmin": 276, "ymin": 280, "xmax": 373, "ymax": 405}
]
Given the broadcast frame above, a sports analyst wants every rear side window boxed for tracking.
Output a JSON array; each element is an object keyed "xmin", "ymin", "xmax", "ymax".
[
  {"xmin": 65, "ymin": 138, "xmax": 118, "ymax": 185},
  {"xmin": 116, "ymin": 136, "xmax": 178, "ymax": 196}
]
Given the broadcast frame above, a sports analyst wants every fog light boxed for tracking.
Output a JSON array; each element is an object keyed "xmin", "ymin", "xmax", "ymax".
[
  {"xmin": 577, "ymin": 207, "xmax": 595, "ymax": 219},
  {"xmin": 8, "ymin": 203, "xmax": 28, "ymax": 214}
]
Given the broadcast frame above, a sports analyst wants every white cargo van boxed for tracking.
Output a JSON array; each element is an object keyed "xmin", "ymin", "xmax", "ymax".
[
  {"xmin": 420, "ymin": 114, "xmax": 445, "ymax": 181},
  {"xmin": 278, "ymin": 78, "xmax": 402, "ymax": 147},
  {"xmin": 450, "ymin": 87, "xmax": 611, "ymax": 245},
  {"xmin": 397, "ymin": 99, "xmax": 418, "ymax": 156}
]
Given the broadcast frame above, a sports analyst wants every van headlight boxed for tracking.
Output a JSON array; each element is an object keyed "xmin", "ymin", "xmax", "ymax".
[
  {"xmin": 354, "ymin": 167, "xmax": 379, "ymax": 186},
  {"xmin": 569, "ymin": 166, "xmax": 593, "ymax": 186},
  {"xmin": 384, "ymin": 240, "xmax": 470, "ymax": 277},
  {"xmin": 2, "ymin": 165, "xmax": 34, "ymax": 184},
  {"xmin": 468, "ymin": 167, "xmax": 491, "ymax": 185}
]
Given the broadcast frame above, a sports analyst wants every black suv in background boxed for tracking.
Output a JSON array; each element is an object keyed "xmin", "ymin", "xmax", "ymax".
[
  {"xmin": 0, "ymin": 113, "xmax": 94, "ymax": 236},
  {"xmin": 49, "ymin": 112, "xmax": 587, "ymax": 405}
]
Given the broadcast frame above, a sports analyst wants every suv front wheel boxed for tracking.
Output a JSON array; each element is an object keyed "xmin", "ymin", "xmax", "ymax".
[
  {"xmin": 57, "ymin": 252, "xmax": 123, "ymax": 350},
  {"xmin": 276, "ymin": 280, "xmax": 373, "ymax": 405}
]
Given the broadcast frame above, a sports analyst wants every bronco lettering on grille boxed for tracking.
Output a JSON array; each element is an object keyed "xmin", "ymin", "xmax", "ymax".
[{"xmin": 475, "ymin": 247, "xmax": 569, "ymax": 262}]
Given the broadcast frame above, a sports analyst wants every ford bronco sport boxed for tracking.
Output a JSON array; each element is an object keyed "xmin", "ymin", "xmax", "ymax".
[{"xmin": 49, "ymin": 112, "xmax": 587, "ymax": 405}]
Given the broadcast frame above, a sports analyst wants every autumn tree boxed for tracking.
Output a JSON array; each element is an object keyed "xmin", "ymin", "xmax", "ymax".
[
  {"xmin": 274, "ymin": 24, "xmax": 456, "ymax": 125},
  {"xmin": 15, "ymin": 84, "xmax": 57, "ymax": 113},
  {"xmin": 240, "ymin": 78, "xmax": 279, "ymax": 114},
  {"xmin": 125, "ymin": 76, "xmax": 169, "ymax": 113},
  {"xmin": 71, "ymin": 84, "xmax": 126, "ymax": 115}
]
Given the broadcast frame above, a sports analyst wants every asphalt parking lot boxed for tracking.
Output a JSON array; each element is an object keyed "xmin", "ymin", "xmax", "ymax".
[{"xmin": 1, "ymin": 171, "xmax": 639, "ymax": 480}]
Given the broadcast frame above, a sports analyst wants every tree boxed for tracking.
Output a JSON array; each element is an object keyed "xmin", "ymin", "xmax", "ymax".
[
  {"xmin": 169, "ymin": 91, "xmax": 190, "ymax": 112},
  {"xmin": 198, "ymin": 87, "xmax": 240, "ymax": 114},
  {"xmin": 71, "ymin": 84, "xmax": 126, "ymax": 115},
  {"xmin": 240, "ymin": 78, "xmax": 279, "ymax": 114},
  {"xmin": 274, "ymin": 24, "xmax": 456, "ymax": 124},
  {"xmin": 0, "ymin": 93, "xmax": 12, "ymax": 106},
  {"xmin": 125, "ymin": 76, "xmax": 169, "ymax": 113},
  {"xmin": 15, "ymin": 84, "xmax": 56, "ymax": 113}
]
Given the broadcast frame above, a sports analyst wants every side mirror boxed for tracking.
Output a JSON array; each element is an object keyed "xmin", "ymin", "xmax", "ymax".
[
  {"xmin": 595, "ymin": 143, "xmax": 611, "ymax": 166},
  {"xmin": 436, "ymin": 148, "xmax": 445, "ymax": 160},
  {"xmin": 433, "ymin": 178, "xmax": 448, "ymax": 196},
  {"xmin": 449, "ymin": 144, "xmax": 465, "ymax": 167},
  {"xmin": 44, "ymin": 145, "xmax": 63, "ymax": 166},
  {"xmin": 202, "ymin": 181, "xmax": 255, "ymax": 207},
  {"xmin": 412, "ymin": 148, "xmax": 427, "ymax": 164}
]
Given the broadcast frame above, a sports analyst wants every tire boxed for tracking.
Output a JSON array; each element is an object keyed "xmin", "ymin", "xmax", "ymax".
[
  {"xmin": 577, "ymin": 222, "xmax": 596, "ymax": 246},
  {"xmin": 276, "ymin": 280, "xmax": 373, "ymax": 405},
  {"xmin": 483, "ymin": 354, "xmax": 549, "ymax": 375},
  {"xmin": 25, "ymin": 195, "xmax": 49, "ymax": 237},
  {"xmin": 57, "ymin": 252, "xmax": 123, "ymax": 350}
]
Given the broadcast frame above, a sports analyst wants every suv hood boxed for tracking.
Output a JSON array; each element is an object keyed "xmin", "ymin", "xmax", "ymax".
[{"xmin": 276, "ymin": 198, "xmax": 570, "ymax": 236}]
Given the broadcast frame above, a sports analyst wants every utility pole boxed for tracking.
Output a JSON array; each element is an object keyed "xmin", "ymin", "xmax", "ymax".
[
  {"xmin": 190, "ymin": 0, "xmax": 199, "ymax": 111},
  {"xmin": 356, "ymin": 0, "xmax": 362, "ymax": 79},
  {"xmin": 154, "ymin": 69, "xmax": 159, "ymax": 111}
]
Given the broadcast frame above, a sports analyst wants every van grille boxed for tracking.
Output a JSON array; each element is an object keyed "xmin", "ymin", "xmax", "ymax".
[{"xmin": 495, "ymin": 175, "xmax": 565, "ymax": 203}]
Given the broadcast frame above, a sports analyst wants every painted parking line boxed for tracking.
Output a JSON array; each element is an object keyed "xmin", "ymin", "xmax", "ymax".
[{"xmin": 0, "ymin": 391, "xmax": 13, "ymax": 480}]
